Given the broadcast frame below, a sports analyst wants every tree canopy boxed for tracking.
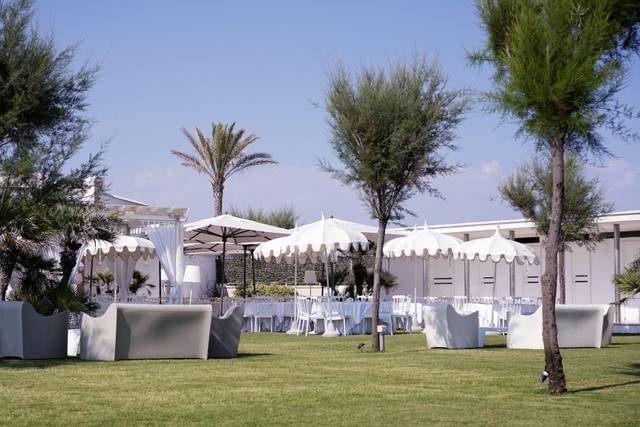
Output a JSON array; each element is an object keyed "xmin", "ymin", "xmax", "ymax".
[
  {"xmin": 172, "ymin": 122, "xmax": 277, "ymax": 215},
  {"xmin": 499, "ymin": 154, "xmax": 612, "ymax": 246},
  {"xmin": 323, "ymin": 57, "xmax": 467, "ymax": 350},
  {"xmin": 0, "ymin": 0, "xmax": 116, "ymax": 310},
  {"xmin": 322, "ymin": 59, "xmax": 466, "ymax": 223},
  {"xmin": 229, "ymin": 206, "xmax": 298, "ymax": 229}
]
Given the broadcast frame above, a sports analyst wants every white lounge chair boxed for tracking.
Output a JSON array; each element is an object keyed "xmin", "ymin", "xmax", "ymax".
[
  {"xmin": 423, "ymin": 304, "xmax": 480, "ymax": 349},
  {"xmin": 0, "ymin": 301, "xmax": 68, "ymax": 359},
  {"xmin": 80, "ymin": 303, "xmax": 211, "ymax": 360},
  {"xmin": 507, "ymin": 304, "xmax": 614, "ymax": 349}
]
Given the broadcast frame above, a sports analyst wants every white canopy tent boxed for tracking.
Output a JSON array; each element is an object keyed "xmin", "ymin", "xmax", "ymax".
[
  {"xmin": 383, "ymin": 223, "xmax": 462, "ymax": 330},
  {"xmin": 84, "ymin": 236, "xmax": 156, "ymax": 302},
  {"xmin": 255, "ymin": 215, "xmax": 369, "ymax": 336},
  {"xmin": 454, "ymin": 228, "xmax": 538, "ymax": 326},
  {"xmin": 185, "ymin": 214, "xmax": 290, "ymax": 308}
]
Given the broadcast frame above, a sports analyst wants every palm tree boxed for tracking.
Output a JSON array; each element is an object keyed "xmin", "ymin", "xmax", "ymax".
[{"xmin": 171, "ymin": 122, "xmax": 277, "ymax": 215}]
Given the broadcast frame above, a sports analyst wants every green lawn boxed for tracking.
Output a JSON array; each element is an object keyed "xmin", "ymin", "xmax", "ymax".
[{"xmin": 1, "ymin": 334, "xmax": 639, "ymax": 426}]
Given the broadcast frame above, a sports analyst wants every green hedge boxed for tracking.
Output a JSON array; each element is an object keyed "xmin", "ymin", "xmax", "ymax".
[{"xmin": 232, "ymin": 283, "xmax": 295, "ymax": 298}]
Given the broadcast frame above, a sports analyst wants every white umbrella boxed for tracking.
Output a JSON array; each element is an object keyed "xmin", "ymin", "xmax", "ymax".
[
  {"xmin": 454, "ymin": 228, "xmax": 538, "ymax": 326},
  {"xmin": 185, "ymin": 214, "xmax": 290, "ymax": 311},
  {"xmin": 255, "ymin": 215, "xmax": 369, "ymax": 336},
  {"xmin": 254, "ymin": 228, "xmax": 303, "ymax": 334},
  {"xmin": 300, "ymin": 217, "xmax": 405, "ymax": 242},
  {"xmin": 85, "ymin": 236, "xmax": 156, "ymax": 260},
  {"xmin": 383, "ymin": 222, "xmax": 462, "ymax": 330},
  {"xmin": 84, "ymin": 236, "xmax": 156, "ymax": 302}
]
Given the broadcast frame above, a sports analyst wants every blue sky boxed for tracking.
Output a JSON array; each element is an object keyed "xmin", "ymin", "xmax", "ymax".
[{"xmin": 35, "ymin": 1, "xmax": 640, "ymax": 226}]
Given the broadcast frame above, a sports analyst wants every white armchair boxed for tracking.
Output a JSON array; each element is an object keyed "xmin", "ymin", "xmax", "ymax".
[
  {"xmin": 508, "ymin": 304, "xmax": 614, "ymax": 349},
  {"xmin": 423, "ymin": 304, "xmax": 480, "ymax": 349}
]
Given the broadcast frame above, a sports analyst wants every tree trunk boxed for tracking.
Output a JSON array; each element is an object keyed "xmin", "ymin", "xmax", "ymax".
[
  {"xmin": 213, "ymin": 183, "xmax": 223, "ymax": 216},
  {"xmin": 0, "ymin": 253, "xmax": 17, "ymax": 301},
  {"xmin": 541, "ymin": 140, "xmax": 567, "ymax": 394},
  {"xmin": 558, "ymin": 244, "xmax": 566, "ymax": 305},
  {"xmin": 371, "ymin": 218, "xmax": 387, "ymax": 352},
  {"xmin": 60, "ymin": 249, "xmax": 77, "ymax": 287}
]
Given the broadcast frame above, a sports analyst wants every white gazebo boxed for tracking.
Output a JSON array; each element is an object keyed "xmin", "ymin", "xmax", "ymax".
[
  {"xmin": 454, "ymin": 228, "xmax": 538, "ymax": 326},
  {"xmin": 84, "ymin": 236, "xmax": 156, "ymax": 302},
  {"xmin": 255, "ymin": 215, "xmax": 369, "ymax": 336},
  {"xmin": 383, "ymin": 222, "xmax": 462, "ymax": 330}
]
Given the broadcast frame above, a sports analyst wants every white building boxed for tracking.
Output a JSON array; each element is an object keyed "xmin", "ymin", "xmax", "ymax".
[
  {"xmin": 91, "ymin": 177, "xmax": 640, "ymax": 324},
  {"xmin": 388, "ymin": 211, "xmax": 640, "ymax": 324}
]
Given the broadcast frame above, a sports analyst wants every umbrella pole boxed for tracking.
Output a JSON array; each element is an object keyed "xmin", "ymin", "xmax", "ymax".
[
  {"xmin": 286, "ymin": 256, "xmax": 299, "ymax": 334},
  {"xmin": 220, "ymin": 239, "xmax": 226, "ymax": 316},
  {"xmin": 323, "ymin": 256, "xmax": 340, "ymax": 337},
  {"xmin": 158, "ymin": 259, "xmax": 162, "ymax": 305},
  {"xmin": 251, "ymin": 249, "xmax": 256, "ymax": 295},
  {"xmin": 243, "ymin": 246, "xmax": 247, "ymax": 299},
  {"xmin": 492, "ymin": 262, "xmax": 497, "ymax": 327}
]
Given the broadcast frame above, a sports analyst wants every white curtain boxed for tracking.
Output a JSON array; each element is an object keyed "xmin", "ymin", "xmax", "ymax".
[
  {"xmin": 145, "ymin": 221, "xmax": 184, "ymax": 304},
  {"xmin": 105, "ymin": 255, "xmax": 137, "ymax": 300}
]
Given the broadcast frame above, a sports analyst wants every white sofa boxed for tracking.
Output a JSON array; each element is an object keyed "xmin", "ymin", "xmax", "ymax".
[
  {"xmin": 423, "ymin": 304, "xmax": 480, "ymax": 349},
  {"xmin": 80, "ymin": 304, "xmax": 212, "ymax": 360},
  {"xmin": 508, "ymin": 304, "xmax": 614, "ymax": 349},
  {"xmin": 0, "ymin": 301, "xmax": 68, "ymax": 359}
]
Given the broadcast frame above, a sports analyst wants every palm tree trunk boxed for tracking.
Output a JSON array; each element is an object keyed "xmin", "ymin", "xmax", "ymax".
[
  {"xmin": 558, "ymin": 244, "xmax": 566, "ymax": 305},
  {"xmin": 541, "ymin": 140, "xmax": 567, "ymax": 394},
  {"xmin": 371, "ymin": 218, "xmax": 387, "ymax": 352},
  {"xmin": 213, "ymin": 183, "xmax": 223, "ymax": 216},
  {"xmin": 60, "ymin": 249, "xmax": 77, "ymax": 287},
  {"xmin": 0, "ymin": 252, "xmax": 17, "ymax": 301}
]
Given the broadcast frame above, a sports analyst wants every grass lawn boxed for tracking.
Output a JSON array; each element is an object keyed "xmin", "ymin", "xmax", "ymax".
[{"xmin": 1, "ymin": 333, "xmax": 639, "ymax": 426}]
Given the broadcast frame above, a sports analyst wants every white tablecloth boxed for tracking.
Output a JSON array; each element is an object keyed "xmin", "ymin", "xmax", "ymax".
[{"xmin": 461, "ymin": 303, "xmax": 538, "ymax": 327}]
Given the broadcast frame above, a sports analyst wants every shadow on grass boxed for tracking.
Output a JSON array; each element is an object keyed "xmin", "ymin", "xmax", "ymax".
[
  {"xmin": 571, "ymin": 362, "xmax": 640, "ymax": 393},
  {"xmin": 570, "ymin": 380, "xmax": 640, "ymax": 393},
  {"xmin": 1, "ymin": 353, "xmax": 272, "ymax": 368},
  {"xmin": 0, "ymin": 357, "xmax": 84, "ymax": 369},
  {"xmin": 236, "ymin": 353, "xmax": 272, "ymax": 358}
]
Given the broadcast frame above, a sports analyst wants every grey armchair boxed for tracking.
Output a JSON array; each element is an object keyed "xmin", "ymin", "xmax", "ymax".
[
  {"xmin": 209, "ymin": 305, "xmax": 244, "ymax": 358},
  {"xmin": 80, "ymin": 304, "xmax": 212, "ymax": 360},
  {"xmin": 0, "ymin": 301, "xmax": 68, "ymax": 359}
]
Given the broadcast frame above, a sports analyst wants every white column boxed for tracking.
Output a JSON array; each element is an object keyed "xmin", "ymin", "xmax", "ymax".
[
  {"xmin": 463, "ymin": 233, "xmax": 470, "ymax": 299},
  {"xmin": 613, "ymin": 224, "xmax": 621, "ymax": 323},
  {"xmin": 509, "ymin": 230, "xmax": 516, "ymax": 298}
]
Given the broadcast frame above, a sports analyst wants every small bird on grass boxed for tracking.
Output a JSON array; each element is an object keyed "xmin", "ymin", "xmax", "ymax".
[
  {"xmin": 538, "ymin": 370, "xmax": 549, "ymax": 386},
  {"xmin": 357, "ymin": 342, "xmax": 366, "ymax": 352}
]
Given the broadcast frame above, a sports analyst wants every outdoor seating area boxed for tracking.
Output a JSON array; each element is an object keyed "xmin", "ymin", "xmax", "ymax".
[{"xmin": 2, "ymin": 1, "xmax": 640, "ymax": 424}]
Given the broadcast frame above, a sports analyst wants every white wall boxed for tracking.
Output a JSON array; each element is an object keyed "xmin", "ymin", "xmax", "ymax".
[{"xmin": 388, "ymin": 237, "xmax": 640, "ymax": 323}]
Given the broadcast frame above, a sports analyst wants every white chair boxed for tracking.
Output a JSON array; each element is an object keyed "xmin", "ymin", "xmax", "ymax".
[
  {"xmin": 296, "ymin": 297, "xmax": 313, "ymax": 336},
  {"xmin": 391, "ymin": 295, "xmax": 412, "ymax": 333},
  {"xmin": 317, "ymin": 297, "xmax": 350, "ymax": 335},
  {"xmin": 508, "ymin": 304, "xmax": 614, "ymax": 349},
  {"xmin": 423, "ymin": 304, "xmax": 480, "ymax": 349},
  {"xmin": 252, "ymin": 297, "xmax": 276, "ymax": 333}
]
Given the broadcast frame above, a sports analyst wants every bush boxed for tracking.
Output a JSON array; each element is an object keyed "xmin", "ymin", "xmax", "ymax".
[{"xmin": 234, "ymin": 283, "xmax": 295, "ymax": 298}]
